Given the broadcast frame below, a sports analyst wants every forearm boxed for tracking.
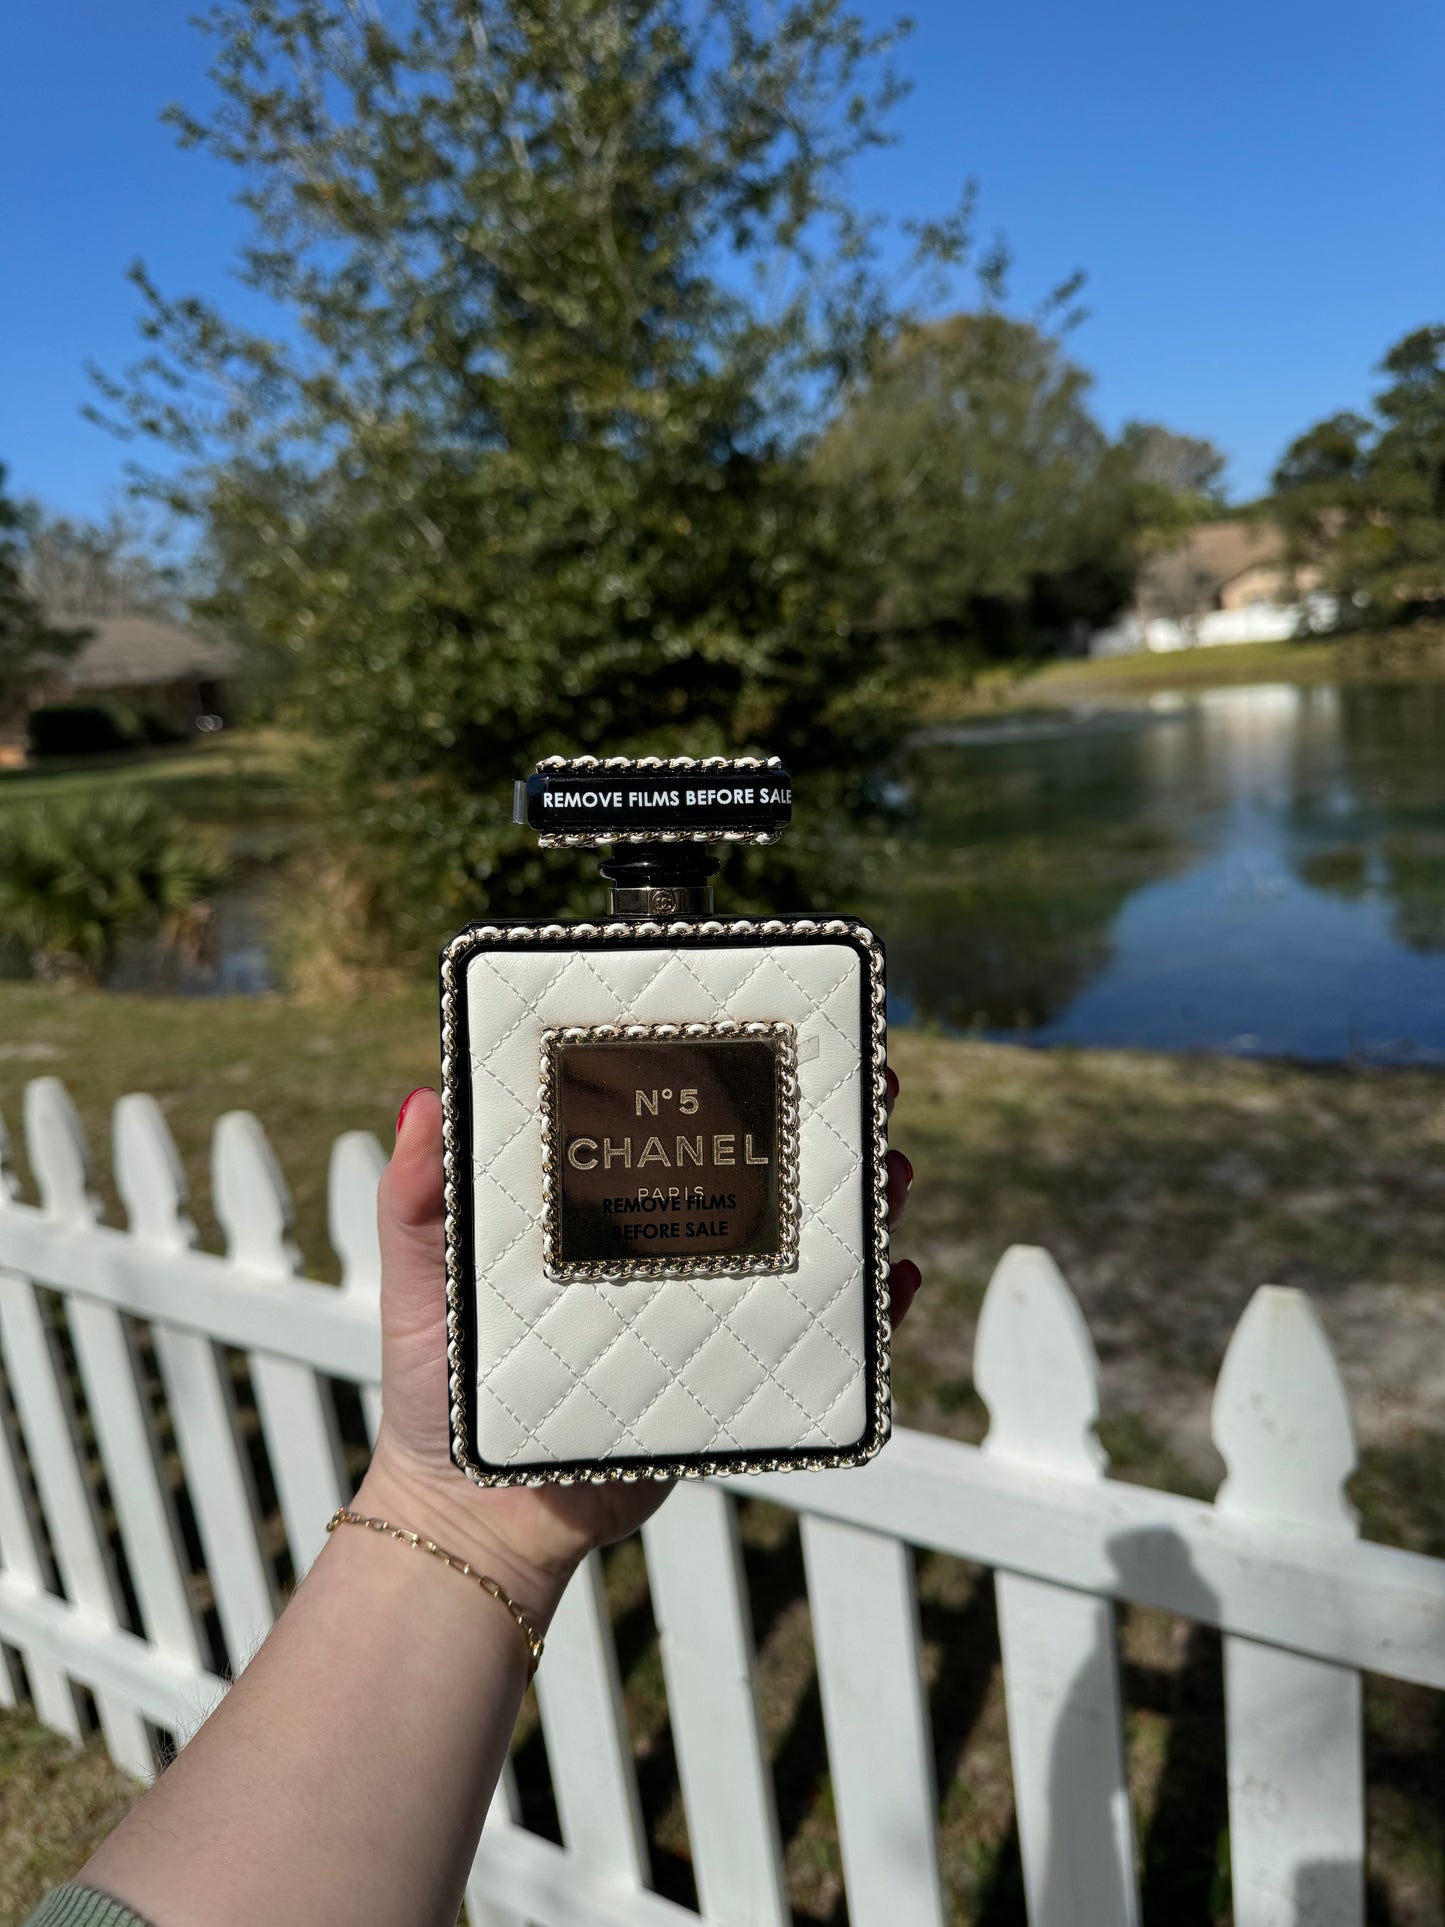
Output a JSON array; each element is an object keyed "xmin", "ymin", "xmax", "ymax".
[{"xmin": 82, "ymin": 1462, "xmax": 574, "ymax": 1927}]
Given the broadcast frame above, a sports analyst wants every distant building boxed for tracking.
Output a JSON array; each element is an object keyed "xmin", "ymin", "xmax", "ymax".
[
  {"xmin": 0, "ymin": 615, "xmax": 238, "ymax": 766},
  {"xmin": 1179, "ymin": 521, "xmax": 1287, "ymax": 609},
  {"xmin": 60, "ymin": 614, "xmax": 236, "ymax": 724},
  {"xmin": 1091, "ymin": 518, "xmax": 1335, "ymax": 657}
]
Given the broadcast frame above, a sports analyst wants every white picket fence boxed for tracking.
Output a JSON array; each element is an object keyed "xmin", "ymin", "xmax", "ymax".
[{"xmin": 1, "ymin": 1076, "xmax": 1443, "ymax": 1926}]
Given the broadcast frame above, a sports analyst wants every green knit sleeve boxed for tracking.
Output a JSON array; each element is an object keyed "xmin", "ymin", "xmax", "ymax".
[{"xmin": 22, "ymin": 1886, "xmax": 153, "ymax": 1927}]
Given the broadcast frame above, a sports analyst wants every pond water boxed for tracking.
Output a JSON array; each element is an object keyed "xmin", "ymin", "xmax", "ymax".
[
  {"xmin": 877, "ymin": 681, "xmax": 1445, "ymax": 1063},
  {"xmin": 101, "ymin": 678, "xmax": 1443, "ymax": 1063}
]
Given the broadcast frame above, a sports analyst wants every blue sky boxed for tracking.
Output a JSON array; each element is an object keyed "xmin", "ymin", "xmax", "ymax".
[{"xmin": 2, "ymin": 0, "xmax": 1441, "ymax": 520}]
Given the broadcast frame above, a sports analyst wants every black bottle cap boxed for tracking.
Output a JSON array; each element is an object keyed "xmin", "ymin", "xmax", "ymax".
[{"xmin": 514, "ymin": 755, "xmax": 792, "ymax": 846}]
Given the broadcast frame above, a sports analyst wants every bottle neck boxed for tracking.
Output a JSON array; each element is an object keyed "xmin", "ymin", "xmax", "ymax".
[{"xmin": 598, "ymin": 843, "xmax": 720, "ymax": 919}]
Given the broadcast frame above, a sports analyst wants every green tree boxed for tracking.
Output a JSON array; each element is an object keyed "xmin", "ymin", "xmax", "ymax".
[
  {"xmin": 93, "ymin": 0, "xmax": 974, "ymax": 947},
  {"xmin": 1274, "ymin": 325, "xmax": 1445, "ymax": 624},
  {"xmin": 0, "ymin": 466, "xmax": 89, "ymax": 736},
  {"xmin": 815, "ymin": 310, "xmax": 1162, "ymax": 661}
]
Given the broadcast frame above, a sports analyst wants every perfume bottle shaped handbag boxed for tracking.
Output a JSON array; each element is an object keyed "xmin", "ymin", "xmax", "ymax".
[{"xmin": 441, "ymin": 756, "xmax": 890, "ymax": 1486}]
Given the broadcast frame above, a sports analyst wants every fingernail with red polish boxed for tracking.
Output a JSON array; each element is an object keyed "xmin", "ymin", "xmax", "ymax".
[
  {"xmin": 895, "ymin": 1259, "xmax": 922, "ymax": 1294},
  {"xmin": 901, "ymin": 1153, "xmax": 914, "ymax": 1188},
  {"xmin": 885, "ymin": 1067, "xmax": 899, "ymax": 1099},
  {"xmin": 395, "ymin": 1087, "xmax": 431, "ymax": 1138}
]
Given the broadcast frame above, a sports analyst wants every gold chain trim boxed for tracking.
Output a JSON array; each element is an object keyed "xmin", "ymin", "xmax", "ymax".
[
  {"xmin": 326, "ymin": 1507, "xmax": 544, "ymax": 1678},
  {"xmin": 440, "ymin": 916, "xmax": 891, "ymax": 1488},
  {"xmin": 533, "ymin": 753, "xmax": 786, "ymax": 846},
  {"xmin": 537, "ymin": 830, "xmax": 782, "ymax": 847},
  {"xmin": 538, "ymin": 1017, "xmax": 800, "ymax": 1282},
  {"xmin": 536, "ymin": 754, "xmax": 783, "ymax": 771}
]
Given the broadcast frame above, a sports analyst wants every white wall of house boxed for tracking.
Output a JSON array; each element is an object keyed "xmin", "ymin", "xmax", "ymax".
[{"xmin": 1091, "ymin": 595, "xmax": 1339, "ymax": 657}]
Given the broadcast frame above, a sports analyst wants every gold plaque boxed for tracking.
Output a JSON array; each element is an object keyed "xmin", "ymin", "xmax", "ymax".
[{"xmin": 540, "ymin": 1020, "xmax": 799, "ymax": 1280}]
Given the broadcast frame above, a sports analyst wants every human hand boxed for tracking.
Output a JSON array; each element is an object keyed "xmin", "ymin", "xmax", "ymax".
[{"xmin": 356, "ymin": 1073, "xmax": 920, "ymax": 1620}]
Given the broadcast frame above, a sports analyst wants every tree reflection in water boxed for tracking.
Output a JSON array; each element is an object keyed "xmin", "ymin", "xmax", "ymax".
[{"xmin": 865, "ymin": 680, "xmax": 1445, "ymax": 1059}]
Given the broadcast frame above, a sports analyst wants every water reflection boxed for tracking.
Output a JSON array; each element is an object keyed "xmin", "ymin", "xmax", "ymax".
[
  {"xmin": 874, "ymin": 681, "xmax": 1445, "ymax": 1062},
  {"xmin": 1286, "ymin": 683, "xmax": 1445, "ymax": 957},
  {"xmin": 107, "ymin": 876, "xmax": 275, "ymax": 997}
]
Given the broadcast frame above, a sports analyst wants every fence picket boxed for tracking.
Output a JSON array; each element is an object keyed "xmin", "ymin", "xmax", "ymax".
[
  {"xmin": 976, "ymin": 1245, "xmax": 1140, "ymax": 1927},
  {"xmin": 802, "ymin": 1513, "xmax": 945, "ymax": 1927},
  {"xmin": 465, "ymin": 1831, "xmax": 696, "ymax": 1927},
  {"xmin": 1214, "ymin": 1286, "xmax": 1365, "ymax": 1927},
  {"xmin": 214, "ymin": 1112, "xmax": 345, "ymax": 1574},
  {"xmin": 0, "ymin": 1086, "xmax": 153, "ymax": 1775},
  {"xmin": 0, "ymin": 1419, "xmax": 74, "ymax": 1737},
  {"xmin": 54, "ymin": 1096, "xmax": 209, "ymax": 1697},
  {"xmin": 532, "ymin": 1550, "xmax": 649, "ymax": 1890},
  {"xmin": 643, "ymin": 1483, "xmax": 789, "ymax": 1927},
  {"xmin": 466, "ymin": 1757, "xmax": 529, "ymax": 1927},
  {"xmin": 113, "ymin": 1094, "xmax": 275, "ymax": 1674},
  {"xmin": 0, "ymin": 1557, "xmax": 76, "ymax": 1737},
  {"xmin": 328, "ymin": 1132, "xmax": 386, "ymax": 1448},
  {"xmin": 0, "ymin": 1103, "xmax": 81, "ymax": 1738}
]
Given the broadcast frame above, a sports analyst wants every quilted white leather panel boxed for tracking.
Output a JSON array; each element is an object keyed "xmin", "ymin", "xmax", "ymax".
[{"xmin": 464, "ymin": 940, "xmax": 869, "ymax": 1468}]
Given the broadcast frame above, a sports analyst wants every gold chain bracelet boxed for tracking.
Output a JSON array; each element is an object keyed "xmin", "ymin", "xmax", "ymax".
[{"xmin": 326, "ymin": 1507, "xmax": 544, "ymax": 1680}]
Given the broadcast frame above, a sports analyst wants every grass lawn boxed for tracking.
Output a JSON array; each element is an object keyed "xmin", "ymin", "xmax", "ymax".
[
  {"xmin": 917, "ymin": 622, "xmax": 1445, "ymax": 719},
  {"xmin": 0, "ymin": 988, "xmax": 1442, "ymax": 1921},
  {"xmin": 0, "ymin": 730, "xmax": 304, "ymax": 817},
  {"xmin": 0, "ymin": 730, "xmax": 310, "ymax": 869}
]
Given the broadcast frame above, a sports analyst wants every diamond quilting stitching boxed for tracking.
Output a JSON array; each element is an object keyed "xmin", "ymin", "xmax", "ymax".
[
  {"xmin": 570, "ymin": 945, "xmax": 648, "ymax": 1014},
  {"xmin": 749, "ymin": 1261, "xmax": 861, "ymax": 1403},
  {"xmin": 474, "ymin": 1354, "xmax": 569, "ymax": 1460},
  {"xmin": 619, "ymin": 1299, "xmax": 759, "ymax": 1448},
  {"xmin": 678, "ymin": 1269, "xmax": 836, "ymax": 1439},
  {"xmin": 464, "ymin": 937, "xmax": 871, "ymax": 1465},
  {"xmin": 508, "ymin": 1243, "xmax": 844, "ymax": 1456},
  {"xmin": 769, "ymin": 949, "xmax": 856, "ymax": 1049},
  {"xmin": 483, "ymin": 1279, "xmax": 655, "ymax": 1458},
  {"xmin": 468, "ymin": 952, "xmax": 571, "ymax": 1064},
  {"xmin": 511, "ymin": 1282, "xmax": 788, "ymax": 1458},
  {"xmin": 500, "ymin": 1278, "xmax": 744, "ymax": 1460},
  {"xmin": 462, "ymin": 952, "xmax": 620, "ymax": 1385},
  {"xmin": 663, "ymin": 941, "xmax": 780, "ymax": 1016},
  {"xmin": 467, "ymin": 1061, "xmax": 547, "ymax": 1275}
]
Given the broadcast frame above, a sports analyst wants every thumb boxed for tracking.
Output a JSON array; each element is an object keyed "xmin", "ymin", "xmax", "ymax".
[{"xmin": 376, "ymin": 1087, "xmax": 448, "ymax": 1343}]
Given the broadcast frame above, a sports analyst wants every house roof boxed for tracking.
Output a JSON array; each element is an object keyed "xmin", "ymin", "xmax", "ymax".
[
  {"xmin": 1172, "ymin": 519, "xmax": 1286, "ymax": 590},
  {"xmin": 54, "ymin": 615, "xmax": 236, "ymax": 693}
]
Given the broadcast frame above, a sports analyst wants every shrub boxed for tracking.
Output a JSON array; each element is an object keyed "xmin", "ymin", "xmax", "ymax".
[
  {"xmin": 0, "ymin": 792, "xmax": 229, "ymax": 983},
  {"xmin": 27, "ymin": 702, "xmax": 189, "ymax": 759},
  {"xmin": 28, "ymin": 704, "xmax": 135, "ymax": 758}
]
